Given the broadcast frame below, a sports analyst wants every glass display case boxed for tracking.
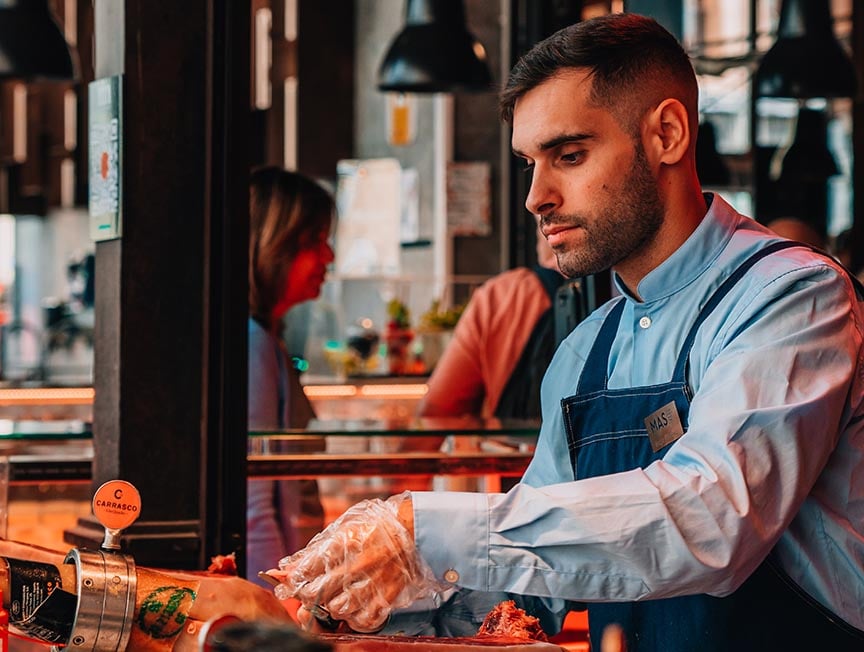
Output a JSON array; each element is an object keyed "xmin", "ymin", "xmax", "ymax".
[
  {"xmin": 0, "ymin": 416, "xmax": 539, "ymax": 552},
  {"xmin": 0, "ymin": 417, "xmax": 538, "ymax": 484}
]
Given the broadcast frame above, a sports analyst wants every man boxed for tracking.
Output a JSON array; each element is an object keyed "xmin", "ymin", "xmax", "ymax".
[{"xmin": 272, "ymin": 13, "xmax": 864, "ymax": 650}]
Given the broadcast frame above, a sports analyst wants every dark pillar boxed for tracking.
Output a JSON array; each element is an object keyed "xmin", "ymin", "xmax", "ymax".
[
  {"xmin": 507, "ymin": 0, "xmax": 583, "ymax": 270},
  {"xmin": 64, "ymin": 0, "xmax": 251, "ymax": 572},
  {"xmin": 296, "ymin": 1, "xmax": 355, "ymax": 178}
]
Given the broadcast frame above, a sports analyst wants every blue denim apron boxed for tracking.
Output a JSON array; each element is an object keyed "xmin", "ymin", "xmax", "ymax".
[{"xmin": 562, "ymin": 242, "xmax": 864, "ymax": 651}]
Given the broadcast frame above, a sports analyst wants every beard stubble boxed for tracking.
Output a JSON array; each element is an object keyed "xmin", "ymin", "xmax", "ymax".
[{"xmin": 541, "ymin": 142, "xmax": 665, "ymax": 279}]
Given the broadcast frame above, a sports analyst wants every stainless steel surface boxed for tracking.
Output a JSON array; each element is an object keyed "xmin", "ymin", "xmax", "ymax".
[{"xmin": 54, "ymin": 548, "xmax": 137, "ymax": 652}]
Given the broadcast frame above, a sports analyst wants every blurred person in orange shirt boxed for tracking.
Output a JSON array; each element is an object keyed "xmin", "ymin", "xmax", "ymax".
[{"xmin": 419, "ymin": 226, "xmax": 575, "ymax": 420}]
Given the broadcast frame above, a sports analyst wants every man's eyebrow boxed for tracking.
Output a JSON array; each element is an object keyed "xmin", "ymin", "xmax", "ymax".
[{"xmin": 512, "ymin": 132, "xmax": 594, "ymax": 158}]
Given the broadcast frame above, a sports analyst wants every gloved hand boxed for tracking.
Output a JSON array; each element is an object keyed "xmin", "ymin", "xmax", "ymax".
[{"xmin": 268, "ymin": 492, "xmax": 443, "ymax": 633}]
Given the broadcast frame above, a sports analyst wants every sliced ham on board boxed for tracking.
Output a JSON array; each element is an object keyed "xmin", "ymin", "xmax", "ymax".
[{"xmin": 318, "ymin": 633, "xmax": 568, "ymax": 651}]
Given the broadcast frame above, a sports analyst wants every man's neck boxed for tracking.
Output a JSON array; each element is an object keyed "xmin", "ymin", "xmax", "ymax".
[{"xmin": 613, "ymin": 181, "xmax": 708, "ymax": 299}]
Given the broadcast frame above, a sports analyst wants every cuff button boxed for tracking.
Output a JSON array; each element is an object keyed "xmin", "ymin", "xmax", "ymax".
[{"xmin": 443, "ymin": 569, "xmax": 460, "ymax": 583}]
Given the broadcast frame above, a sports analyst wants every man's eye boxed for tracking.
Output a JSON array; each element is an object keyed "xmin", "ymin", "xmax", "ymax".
[
  {"xmin": 561, "ymin": 151, "xmax": 584, "ymax": 163},
  {"xmin": 521, "ymin": 162, "xmax": 534, "ymax": 173}
]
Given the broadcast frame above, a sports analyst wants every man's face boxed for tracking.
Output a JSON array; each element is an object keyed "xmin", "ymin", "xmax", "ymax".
[{"xmin": 511, "ymin": 69, "xmax": 664, "ymax": 279}]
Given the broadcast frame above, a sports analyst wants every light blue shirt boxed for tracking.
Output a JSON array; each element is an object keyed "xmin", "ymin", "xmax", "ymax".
[{"xmin": 412, "ymin": 194, "xmax": 864, "ymax": 632}]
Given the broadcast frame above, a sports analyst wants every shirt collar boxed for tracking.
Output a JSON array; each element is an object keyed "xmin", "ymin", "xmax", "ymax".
[{"xmin": 612, "ymin": 193, "xmax": 741, "ymax": 303}]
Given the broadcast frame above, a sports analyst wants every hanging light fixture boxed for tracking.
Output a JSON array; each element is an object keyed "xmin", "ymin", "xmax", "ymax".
[
  {"xmin": 378, "ymin": 0, "xmax": 492, "ymax": 93},
  {"xmin": 0, "ymin": 0, "xmax": 77, "ymax": 81},
  {"xmin": 755, "ymin": 0, "xmax": 856, "ymax": 98},
  {"xmin": 778, "ymin": 108, "xmax": 839, "ymax": 183},
  {"xmin": 771, "ymin": 107, "xmax": 839, "ymax": 237}
]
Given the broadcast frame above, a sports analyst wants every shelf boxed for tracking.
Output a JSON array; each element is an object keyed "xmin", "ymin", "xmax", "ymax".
[
  {"xmin": 2, "ymin": 450, "xmax": 532, "ymax": 484},
  {"xmin": 1, "ymin": 417, "xmax": 541, "ymax": 484},
  {"xmin": 0, "ymin": 420, "xmax": 91, "ymax": 439},
  {"xmin": 7, "ymin": 455, "xmax": 92, "ymax": 483},
  {"xmin": 248, "ymin": 451, "xmax": 532, "ymax": 479}
]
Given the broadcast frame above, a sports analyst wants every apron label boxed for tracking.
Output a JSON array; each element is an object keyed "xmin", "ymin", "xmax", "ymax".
[{"xmin": 644, "ymin": 400, "xmax": 685, "ymax": 452}]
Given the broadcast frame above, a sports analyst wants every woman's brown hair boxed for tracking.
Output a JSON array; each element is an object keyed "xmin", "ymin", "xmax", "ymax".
[{"xmin": 249, "ymin": 166, "xmax": 335, "ymax": 331}]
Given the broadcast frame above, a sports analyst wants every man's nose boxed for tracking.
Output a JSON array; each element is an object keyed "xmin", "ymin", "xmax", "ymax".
[{"xmin": 525, "ymin": 171, "xmax": 560, "ymax": 216}]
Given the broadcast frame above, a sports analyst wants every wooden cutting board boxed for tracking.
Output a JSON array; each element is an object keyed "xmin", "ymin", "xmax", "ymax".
[{"xmin": 318, "ymin": 633, "xmax": 568, "ymax": 651}]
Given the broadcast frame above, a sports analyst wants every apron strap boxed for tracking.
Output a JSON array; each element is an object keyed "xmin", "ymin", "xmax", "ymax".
[{"xmin": 671, "ymin": 240, "xmax": 803, "ymax": 384}]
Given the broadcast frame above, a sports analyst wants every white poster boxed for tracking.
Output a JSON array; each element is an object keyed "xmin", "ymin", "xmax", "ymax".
[{"xmin": 335, "ymin": 158, "xmax": 402, "ymax": 275}]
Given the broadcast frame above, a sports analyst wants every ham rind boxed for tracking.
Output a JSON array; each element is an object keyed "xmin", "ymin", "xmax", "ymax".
[
  {"xmin": 477, "ymin": 600, "xmax": 548, "ymax": 641},
  {"xmin": 318, "ymin": 633, "xmax": 567, "ymax": 651}
]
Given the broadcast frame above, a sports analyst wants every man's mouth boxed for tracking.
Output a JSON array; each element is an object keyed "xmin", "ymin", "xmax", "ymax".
[
  {"xmin": 542, "ymin": 224, "xmax": 569, "ymax": 238},
  {"xmin": 543, "ymin": 223, "xmax": 582, "ymax": 248}
]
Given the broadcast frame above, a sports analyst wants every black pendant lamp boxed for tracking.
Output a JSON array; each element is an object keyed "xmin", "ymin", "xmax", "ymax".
[
  {"xmin": 0, "ymin": 0, "xmax": 77, "ymax": 80},
  {"xmin": 778, "ymin": 108, "xmax": 839, "ymax": 182},
  {"xmin": 378, "ymin": 0, "xmax": 492, "ymax": 93},
  {"xmin": 773, "ymin": 108, "xmax": 839, "ymax": 238},
  {"xmin": 755, "ymin": 0, "xmax": 856, "ymax": 98}
]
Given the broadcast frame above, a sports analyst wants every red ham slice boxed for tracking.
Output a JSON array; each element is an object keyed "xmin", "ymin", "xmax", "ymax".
[{"xmin": 207, "ymin": 552, "xmax": 238, "ymax": 575}]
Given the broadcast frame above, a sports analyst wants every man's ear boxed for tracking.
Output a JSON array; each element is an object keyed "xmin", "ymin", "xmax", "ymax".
[{"xmin": 643, "ymin": 98, "xmax": 691, "ymax": 166}]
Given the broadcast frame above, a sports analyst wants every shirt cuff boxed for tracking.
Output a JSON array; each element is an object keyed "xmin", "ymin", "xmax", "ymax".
[{"xmin": 412, "ymin": 490, "xmax": 490, "ymax": 591}]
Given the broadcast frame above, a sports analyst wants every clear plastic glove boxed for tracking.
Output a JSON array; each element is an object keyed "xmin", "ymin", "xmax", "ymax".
[{"xmin": 269, "ymin": 492, "xmax": 443, "ymax": 633}]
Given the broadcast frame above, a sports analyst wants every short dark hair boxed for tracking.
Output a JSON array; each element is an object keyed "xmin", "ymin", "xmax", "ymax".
[
  {"xmin": 248, "ymin": 166, "xmax": 334, "ymax": 329},
  {"xmin": 499, "ymin": 13, "xmax": 697, "ymax": 136}
]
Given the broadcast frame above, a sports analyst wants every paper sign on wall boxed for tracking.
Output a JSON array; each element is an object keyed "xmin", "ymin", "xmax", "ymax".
[
  {"xmin": 88, "ymin": 75, "xmax": 123, "ymax": 242},
  {"xmin": 447, "ymin": 161, "xmax": 491, "ymax": 237}
]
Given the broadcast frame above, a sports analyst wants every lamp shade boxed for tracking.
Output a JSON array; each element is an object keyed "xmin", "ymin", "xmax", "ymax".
[
  {"xmin": 771, "ymin": 107, "xmax": 838, "ymax": 238},
  {"xmin": 378, "ymin": 0, "xmax": 492, "ymax": 93},
  {"xmin": 755, "ymin": 0, "xmax": 856, "ymax": 98},
  {"xmin": 778, "ymin": 108, "xmax": 839, "ymax": 182},
  {"xmin": 0, "ymin": 0, "xmax": 77, "ymax": 81}
]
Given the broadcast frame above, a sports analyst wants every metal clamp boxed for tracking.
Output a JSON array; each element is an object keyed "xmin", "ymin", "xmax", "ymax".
[{"xmin": 51, "ymin": 547, "xmax": 138, "ymax": 652}]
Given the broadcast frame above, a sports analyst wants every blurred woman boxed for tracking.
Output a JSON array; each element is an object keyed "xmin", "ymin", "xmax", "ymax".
[{"xmin": 246, "ymin": 166, "xmax": 335, "ymax": 586}]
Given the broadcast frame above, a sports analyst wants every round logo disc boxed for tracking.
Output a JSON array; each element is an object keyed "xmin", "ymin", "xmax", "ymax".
[{"xmin": 92, "ymin": 480, "xmax": 142, "ymax": 531}]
